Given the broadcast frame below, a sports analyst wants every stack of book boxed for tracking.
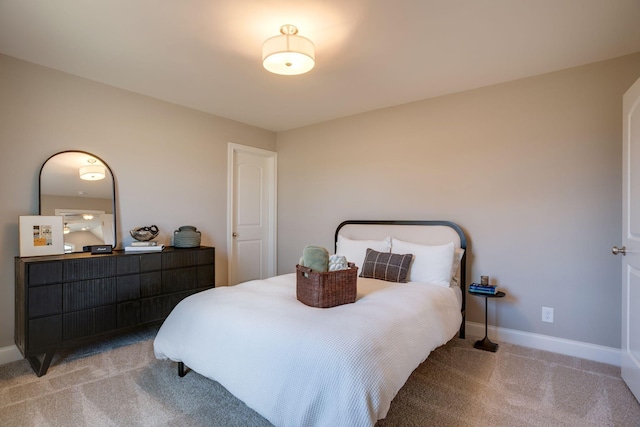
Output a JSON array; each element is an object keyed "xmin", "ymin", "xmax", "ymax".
[
  {"xmin": 469, "ymin": 282, "xmax": 498, "ymax": 295},
  {"xmin": 124, "ymin": 241, "xmax": 165, "ymax": 252}
]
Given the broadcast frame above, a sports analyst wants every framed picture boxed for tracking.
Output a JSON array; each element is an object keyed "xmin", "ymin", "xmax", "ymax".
[{"xmin": 19, "ymin": 215, "xmax": 65, "ymax": 257}]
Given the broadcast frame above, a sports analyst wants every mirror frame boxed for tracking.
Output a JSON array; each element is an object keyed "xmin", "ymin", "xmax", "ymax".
[{"xmin": 38, "ymin": 150, "xmax": 117, "ymax": 251}]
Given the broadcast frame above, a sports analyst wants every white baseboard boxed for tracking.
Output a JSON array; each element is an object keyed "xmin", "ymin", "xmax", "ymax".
[
  {"xmin": 465, "ymin": 321, "xmax": 621, "ymax": 367},
  {"xmin": 0, "ymin": 344, "xmax": 23, "ymax": 365}
]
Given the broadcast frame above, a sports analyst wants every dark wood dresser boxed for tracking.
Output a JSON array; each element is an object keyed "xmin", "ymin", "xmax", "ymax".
[{"xmin": 15, "ymin": 246, "xmax": 215, "ymax": 376}]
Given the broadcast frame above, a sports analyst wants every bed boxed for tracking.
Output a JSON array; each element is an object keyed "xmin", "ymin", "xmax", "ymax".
[{"xmin": 154, "ymin": 220, "xmax": 467, "ymax": 426}]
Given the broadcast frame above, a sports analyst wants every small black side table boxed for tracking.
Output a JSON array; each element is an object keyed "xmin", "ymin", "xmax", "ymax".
[{"xmin": 469, "ymin": 290, "xmax": 505, "ymax": 352}]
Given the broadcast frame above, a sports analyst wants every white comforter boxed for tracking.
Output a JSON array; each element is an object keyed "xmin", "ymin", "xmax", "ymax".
[{"xmin": 153, "ymin": 274, "xmax": 462, "ymax": 427}]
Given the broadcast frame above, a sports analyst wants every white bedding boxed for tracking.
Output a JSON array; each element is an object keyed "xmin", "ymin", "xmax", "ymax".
[{"xmin": 154, "ymin": 273, "xmax": 462, "ymax": 427}]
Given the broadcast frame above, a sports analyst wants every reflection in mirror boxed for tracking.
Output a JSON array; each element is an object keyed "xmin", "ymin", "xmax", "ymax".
[{"xmin": 39, "ymin": 151, "xmax": 116, "ymax": 253}]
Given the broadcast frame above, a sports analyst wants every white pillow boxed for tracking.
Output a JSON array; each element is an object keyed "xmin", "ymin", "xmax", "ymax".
[
  {"xmin": 450, "ymin": 248, "xmax": 465, "ymax": 287},
  {"xmin": 336, "ymin": 235, "xmax": 391, "ymax": 271},
  {"xmin": 391, "ymin": 238, "xmax": 455, "ymax": 287}
]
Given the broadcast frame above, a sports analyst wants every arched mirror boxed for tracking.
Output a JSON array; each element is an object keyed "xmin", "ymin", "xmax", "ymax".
[{"xmin": 39, "ymin": 151, "xmax": 116, "ymax": 253}]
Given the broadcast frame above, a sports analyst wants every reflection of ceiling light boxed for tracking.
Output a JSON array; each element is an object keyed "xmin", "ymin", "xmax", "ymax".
[
  {"xmin": 82, "ymin": 214, "xmax": 94, "ymax": 220},
  {"xmin": 79, "ymin": 159, "xmax": 105, "ymax": 181},
  {"xmin": 262, "ymin": 25, "xmax": 315, "ymax": 75},
  {"xmin": 63, "ymin": 224, "xmax": 70, "ymax": 234}
]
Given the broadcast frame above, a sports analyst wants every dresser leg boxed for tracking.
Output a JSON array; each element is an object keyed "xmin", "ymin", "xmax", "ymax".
[{"xmin": 27, "ymin": 351, "xmax": 55, "ymax": 377}]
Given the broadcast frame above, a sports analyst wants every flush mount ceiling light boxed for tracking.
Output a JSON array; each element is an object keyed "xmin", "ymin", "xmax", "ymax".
[
  {"xmin": 262, "ymin": 24, "xmax": 315, "ymax": 75},
  {"xmin": 79, "ymin": 159, "xmax": 105, "ymax": 181}
]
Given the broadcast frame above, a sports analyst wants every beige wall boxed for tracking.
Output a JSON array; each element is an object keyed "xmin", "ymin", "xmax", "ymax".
[
  {"xmin": 277, "ymin": 53, "xmax": 640, "ymax": 349},
  {"xmin": 0, "ymin": 54, "xmax": 276, "ymax": 348},
  {"xmin": 3, "ymin": 51, "xmax": 640, "ymax": 353}
]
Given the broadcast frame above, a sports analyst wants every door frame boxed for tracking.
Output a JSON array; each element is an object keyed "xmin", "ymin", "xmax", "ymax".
[
  {"xmin": 622, "ymin": 77, "xmax": 640, "ymax": 401},
  {"xmin": 227, "ymin": 143, "xmax": 277, "ymax": 285}
]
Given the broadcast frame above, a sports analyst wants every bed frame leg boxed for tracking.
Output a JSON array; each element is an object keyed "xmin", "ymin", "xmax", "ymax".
[
  {"xmin": 459, "ymin": 310, "xmax": 466, "ymax": 339},
  {"xmin": 178, "ymin": 362, "xmax": 187, "ymax": 377}
]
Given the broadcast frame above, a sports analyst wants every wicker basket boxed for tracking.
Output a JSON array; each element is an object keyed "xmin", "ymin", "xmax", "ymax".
[{"xmin": 296, "ymin": 263, "xmax": 358, "ymax": 308}]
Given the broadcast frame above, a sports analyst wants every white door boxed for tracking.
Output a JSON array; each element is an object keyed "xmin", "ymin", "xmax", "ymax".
[
  {"xmin": 228, "ymin": 143, "xmax": 277, "ymax": 285},
  {"xmin": 621, "ymin": 76, "xmax": 640, "ymax": 401}
]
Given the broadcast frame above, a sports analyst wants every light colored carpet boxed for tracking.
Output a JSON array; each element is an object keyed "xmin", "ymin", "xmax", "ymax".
[{"xmin": 1, "ymin": 327, "xmax": 638, "ymax": 426}]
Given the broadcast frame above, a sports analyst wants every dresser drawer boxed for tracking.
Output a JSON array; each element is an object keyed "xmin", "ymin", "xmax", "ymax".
[
  {"xmin": 27, "ymin": 262, "xmax": 62, "ymax": 286},
  {"xmin": 63, "ymin": 257, "xmax": 116, "ymax": 281},
  {"xmin": 140, "ymin": 271, "xmax": 162, "ymax": 297},
  {"xmin": 63, "ymin": 305, "xmax": 117, "ymax": 340},
  {"xmin": 28, "ymin": 315, "xmax": 62, "ymax": 349},
  {"xmin": 117, "ymin": 301, "xmax": 141, "ymax": 328},
  {"xmin": 162, "ymin": 266, "xmax": 197, "ymax": 292},
  {"xmin": 140, "ymin": 252, "xmax": 162, "ymax": 272},
  {"xmin": 117, "ymin": 274, "xmax": 141, "ymax": 302},
  {"xmin": 28, "ymin": 284, "xmax": 62, "ymax": 318},
  {"xmin": 63, "ymin": 278, "xmax": 117, "ymax": 311}
]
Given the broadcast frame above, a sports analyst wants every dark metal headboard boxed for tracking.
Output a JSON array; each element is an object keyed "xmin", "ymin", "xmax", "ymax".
[{"xmin": 335, "ymin": 220, "xmax": 467, "ymax": 339}]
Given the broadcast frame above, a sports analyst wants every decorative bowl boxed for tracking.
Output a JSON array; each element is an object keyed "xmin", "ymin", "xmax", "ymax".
[{"xmin": 130, "ymin": 225, "xmax": 159, "ymax": 242}]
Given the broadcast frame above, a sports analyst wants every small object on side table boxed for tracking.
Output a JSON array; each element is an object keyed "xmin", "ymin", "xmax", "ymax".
[{"xmin": 469, "ymin": 288, "xmax": 505, "ymax": 352}]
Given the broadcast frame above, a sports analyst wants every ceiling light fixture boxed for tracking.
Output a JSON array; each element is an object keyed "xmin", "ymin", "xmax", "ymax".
[
  {"xmin": 262, "ymin": 24, "xmax": 315, "ymax": 75},
  {"xmin": 79, "ymin": 159, "xmax": 105, "ymax": 181}
]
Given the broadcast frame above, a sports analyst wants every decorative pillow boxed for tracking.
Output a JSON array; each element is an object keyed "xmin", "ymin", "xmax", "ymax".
[
  {"xmin": 391, "ymin": 238, "xmax": 455, "ymax": 287},
  {"xmin": 359, "ymin": 248, "xmax": 413, "ymax": 283},
  {"xmin": 336, "ymin": 235, "xmax": 391, "ymax": 270}
]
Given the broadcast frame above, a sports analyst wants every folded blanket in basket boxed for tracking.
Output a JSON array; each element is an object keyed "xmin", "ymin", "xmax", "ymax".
[
  {"xmin": 329, "ymin": 254, "xmax": 349, "ymax": 271},
  {"xmin": 299, "ymin": 245, "xmax": 329, "ymax": 272}
]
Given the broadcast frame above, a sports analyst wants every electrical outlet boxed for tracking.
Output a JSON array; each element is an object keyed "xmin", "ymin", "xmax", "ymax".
[{"xmin": 542, "ymin": 307, "xmax": 554, "ymax": 323}]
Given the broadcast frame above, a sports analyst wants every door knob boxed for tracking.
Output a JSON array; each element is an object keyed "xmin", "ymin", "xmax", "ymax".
[
  {"xmin": 232, "ymin": 232, "xmax": 238, "ymax": 238},
  {"xmin": 612, "ymin": 245, "xmax": 626, "ymax": 256}
]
